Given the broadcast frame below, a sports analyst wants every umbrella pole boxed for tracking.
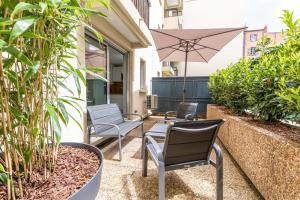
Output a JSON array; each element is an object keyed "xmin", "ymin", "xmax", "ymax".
[{"xmin": 183, "ymin": 50, "xmax": 188, "ymax": 102}]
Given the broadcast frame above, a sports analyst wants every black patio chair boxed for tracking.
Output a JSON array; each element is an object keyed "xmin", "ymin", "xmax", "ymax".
[
  {"xmin": 164, "ymin": 102, "xmax": 198, "ymax": 122},
  {"xmin": 142, "ymin": 119, "xmax": 224, "ymax": 200}
]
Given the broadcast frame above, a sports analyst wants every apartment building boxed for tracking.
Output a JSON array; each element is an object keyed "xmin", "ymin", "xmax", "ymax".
[
  {"xmin": 61, "ymin": 0, "xmax": 164, "ymax": 143},
  {"xmin": 243, "ymin": 26, "xmax": 284, "ymax": 58},
  {"xmin": 162, "ymin": 0, "xmax": 245, "ymax": 76}
]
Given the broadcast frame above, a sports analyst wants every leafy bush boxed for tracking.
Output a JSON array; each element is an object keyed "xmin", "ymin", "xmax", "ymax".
[
  {"xmin": 208, "ymin": 59, "xmax": 251, "ymax": 114},
  {"xmin": 208, "ymin": 10, "xmax": 300, "ymax": 122}
]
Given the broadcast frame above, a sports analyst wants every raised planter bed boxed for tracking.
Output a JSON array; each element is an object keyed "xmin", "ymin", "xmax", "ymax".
[{"xmin": 207, "ymin": 104, "xmax": 300, "ymax": 200}]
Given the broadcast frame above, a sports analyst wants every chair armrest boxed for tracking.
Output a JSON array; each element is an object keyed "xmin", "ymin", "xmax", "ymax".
[
  {"xmin": 165, "ymin": 111, "xmax": 176, "ymax": 119},
  {"xmin": 145, "ymin": 135, "xmax": 164, "ymax": 162},
  {"xmin": 184, "ymin": 114, "xmax": 194, "ymax": 120},
  {"xmin": 123, "ymin": 113, "xmax": 143, "ymax": 121},
  {"xmin": 92, "ymin": 123, "xmax": 121, "ymax": 136}
]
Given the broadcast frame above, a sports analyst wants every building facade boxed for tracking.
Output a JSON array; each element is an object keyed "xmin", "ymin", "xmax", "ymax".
[
  {"xmin": 243, "ymin": 26, "xmax": 284, "ymax": 58},
  {"xmin": 61, "ymin": 0, "xmax": 164, "ymax": 143},
  {"xmin": 162, "ymin": 0, "xmax": 245, "ymax": 77}
]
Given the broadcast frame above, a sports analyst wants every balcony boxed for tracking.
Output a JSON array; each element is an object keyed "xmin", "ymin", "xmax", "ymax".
[{"xmin": 132, "ymin": 0, "xmax": 150, "ymax": 27}]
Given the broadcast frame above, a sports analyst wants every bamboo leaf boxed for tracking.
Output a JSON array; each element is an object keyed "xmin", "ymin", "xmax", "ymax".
[
  {"xmin": 69, "ymin": 114, "xmax": 83, "ymax": 130},
  {"xmin": 75, "ymin": 69, "xmax": 86, "ymax": 85},
  {"xmin": 39, "ymin": 2, "xmax": 48, "ymax": 13},
  {"xmin": 9, "ymin": 17, "xmax": 37, "ymax": 43},
  {"xmin": 58, "ymin": 102, "xmax": 69, "ymax": 124},
  {"xmin": 57, "ymin": 80, "xmax": 74, "ymax": 95},
  {"xmin": 73, "ymin": 72, "xmax": 81, "ymax": 96},
  {"xmin": 24, "ymin": 61, "xmax": 40, "ymax": 82},
  {"xmin": 50, "ymin": 0, "xmax": 62, "ymax": 8},
  {"xmin": 0, "ymin": 164, "xmax": 5, "ymax": 172},
  {"xmin": 45, "ymin": 102, "xmax": 61, "ymax": 132},
  {"xmin": 0, "ymin": 173, "xmax": 8, "ymax": 184},
  {"xmin": 11, "ymin": 2, "xmax": 39, "ymax": 19},
  {"xmin": 5, "ymin": 45, "xmax": 32, "ymax": 65}
]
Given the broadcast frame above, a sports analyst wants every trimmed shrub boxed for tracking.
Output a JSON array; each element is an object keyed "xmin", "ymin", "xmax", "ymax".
[{"xmin": 208, "ymin": 10, "xmax": 300, "ymax": 122}]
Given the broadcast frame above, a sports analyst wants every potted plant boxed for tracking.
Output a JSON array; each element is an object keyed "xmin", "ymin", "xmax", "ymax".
[{"xmin": 0, "ymin": 0, "xmax": 109, "ymax": 199}]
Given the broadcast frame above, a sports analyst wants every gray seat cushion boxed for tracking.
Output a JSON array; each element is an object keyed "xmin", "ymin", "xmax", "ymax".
[{"xmin": 92, "ymin": 120, "xmax": 143, "ymax": 137}]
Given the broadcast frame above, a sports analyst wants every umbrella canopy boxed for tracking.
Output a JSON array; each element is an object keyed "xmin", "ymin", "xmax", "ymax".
[{"xmin": 150, "ymin": 27, "xmax": 246, "ymax": 100}]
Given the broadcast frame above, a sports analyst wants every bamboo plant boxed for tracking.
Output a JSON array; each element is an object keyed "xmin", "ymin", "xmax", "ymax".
[{"xmin": 0, "ymin": 0, "xmax": 108, "ymax": 199}]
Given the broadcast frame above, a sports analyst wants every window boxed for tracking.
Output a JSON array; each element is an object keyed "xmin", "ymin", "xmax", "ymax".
[
  {"xmin": 140, "ymin": 59, "xmax": 146, "ymax": 89},
  {"xmin": 164, "ymin": 9, "xmax": 182, "ymax": 17},
  {"xmin": 250, "ymin": 34, "xmax": 258, "ymax": 42},
  {"xmin": 247, "ymin": 47, "xmax": 256, "ymax": 56}
]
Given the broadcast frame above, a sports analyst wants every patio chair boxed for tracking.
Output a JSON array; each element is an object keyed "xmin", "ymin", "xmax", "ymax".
[
  {"xmin": 142, "ymin": 119, "xmax": 224, "ymax": 200},
  {"xmin": 87, "ymin": 104, "xmax": 143, "ymax": 160},
  {"xmin": 164, "ymin": 102, "xmax": 198, "ymax": 123}
]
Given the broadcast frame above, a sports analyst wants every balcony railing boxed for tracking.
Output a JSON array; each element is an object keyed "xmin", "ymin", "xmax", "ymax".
[{"xmin": 132, "ymin": 0, "xmax": 150, "ymax": 27}]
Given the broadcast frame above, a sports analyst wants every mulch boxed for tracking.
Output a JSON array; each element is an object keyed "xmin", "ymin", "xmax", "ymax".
[
  {"xmin": 0, "ymin": 146, "xmax": 100, "ymax": 200},
  {"xmin": 219, "ymin": 106, "xmax": 300, "ymax": 143}
]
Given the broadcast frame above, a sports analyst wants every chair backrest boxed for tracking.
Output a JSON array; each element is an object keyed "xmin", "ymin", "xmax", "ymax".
[
  {"xmin": 87, "ymin": 104, "xmax": 124, "ymax": 133},
  {"xmin": 176, "ymin": 102, "xmax": 198, "ymax": 119},
  {"xmin": 163, "ymin": 119, "xmax": 224, "ymax": 166}
]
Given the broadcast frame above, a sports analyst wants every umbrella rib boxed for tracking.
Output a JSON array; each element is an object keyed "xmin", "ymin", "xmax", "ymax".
[
  {"xmin": 150, "ymin": 29, "xmax": 184, "ymax": 40},
  {"xmin": 191, "ymin": 27, "xmax": 246, "ymax": 41},
  {"xmin": 192, "ymin": 44, "xmax": 220, "ymax": 52},
  {"xmin": 192, "ymin": 47, "xmax": 208, "ymax": 63},
  {"xmin": 157, "ymin": 43, "xmax": 181, "ymax": 51},
  {"xmin": 160, "ymin": 48, "xmax": 178, "ymax": 61}
]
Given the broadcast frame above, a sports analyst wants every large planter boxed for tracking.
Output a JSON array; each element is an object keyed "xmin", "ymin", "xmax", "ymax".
[
  {"xmin": 62, "ymin": 143, "xmax": 104, "ymax": 200},
  {"xmin": 207, "ymin": 104, "xmax": 300, "ymax": 200}
]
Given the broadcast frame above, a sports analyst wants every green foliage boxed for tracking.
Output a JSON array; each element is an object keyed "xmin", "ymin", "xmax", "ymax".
[
  {"xmin": 0, "ymin": 0, "xmax": 108, "ymax": 198},
  {"xmin": 208, "ymin": 59, "xmax": 251, "ymax": 113},
  {"xmin": 208, "ymin": 10, "xmax": 300, "ymax": 122}
]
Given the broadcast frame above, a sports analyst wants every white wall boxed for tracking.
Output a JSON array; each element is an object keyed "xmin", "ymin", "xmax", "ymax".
[
  {"xmin": 61, "ymin": 26, "xmax": 86, "ymax": 143},
  {"xmin": 176, "ymin": 0, "xmax": 245, "ymax": 76},
  {"xmin": 131, "ymin": 0, "xmax": 163, "ymax": 115}
]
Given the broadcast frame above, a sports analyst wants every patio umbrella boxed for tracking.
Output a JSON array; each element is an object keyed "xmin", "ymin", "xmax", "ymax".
[{"xmin": 150, "ymin": 27, "xmax": 246, "ymax": 101}]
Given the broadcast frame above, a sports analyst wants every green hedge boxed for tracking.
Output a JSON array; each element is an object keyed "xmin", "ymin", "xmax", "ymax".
[{"xmin": 208, "ymin": 10, "xmax": 300, "ymax": 122}]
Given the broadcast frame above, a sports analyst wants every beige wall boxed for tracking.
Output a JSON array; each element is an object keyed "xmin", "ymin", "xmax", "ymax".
[{"xmin": 244, "ymin": 29, "xmax": 284, "ymax": 58}]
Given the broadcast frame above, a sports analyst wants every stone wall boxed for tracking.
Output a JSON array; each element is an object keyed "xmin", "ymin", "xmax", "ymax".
[{"xmin": 207, "ymin": 104, "xmax": 300, "ymax": 200}]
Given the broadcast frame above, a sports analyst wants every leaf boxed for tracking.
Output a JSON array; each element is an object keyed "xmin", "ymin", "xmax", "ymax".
[
  {"xmin": 11, "ymin": 2, "xmax": 39, "ymax": 19},
  {"xmin": 75, "ymin": 69, "xmax": 86, "ymax": 85},
  {"xmin": 45, "ymin": 102, "xmax": 61, "ymax": 133},
  {"xmin": 24, "ymin": 61, "xmax": 40, "ymax": 82},
  {"xmin": 69, "ymin": 114, "xmax": 83, "ymax": 130},
  {"xmin": 9, "ymin": 17, "xmax": 37, "ymax": 43},
  {"xmin": 5, "ymin": 45, "xmax": 32, "ymax": 65},
  {"xmin": 0, "ymin": 164, "xmax": 5, "ymax": 172},
  {"xmin": 50, "ymin": 0, "xmax": 62, "ymax": 8},
  {"xmin": 0, "ymin": 39, "xmax": 7, "ymax": 48},
  {"xmin": 0, "ymin": 173, "xmax": 8, "ymax": 184},
  {"xmin": 57, "ymin": 80, "xmax": 74, "ymax": 95},
  {"xmin": 58, "ymin": 102, "xmax": 69, "ymax": 125},
  {"xmin": 73, "ymin": 72, "xmax": 81, "ymax": 96},
  {"xmin": 39, "ymin": 2, "xmax": 48, "ymax": 13},
  {"xmin": 95, "ymin": 0, "xmax": 111, "ymax": 9}
]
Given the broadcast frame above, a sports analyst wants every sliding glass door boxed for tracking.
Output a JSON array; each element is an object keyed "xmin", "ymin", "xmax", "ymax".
[
  {"xmin": 85, "ymin": 35, "xmax": 108, "ymax": 106},
  {"xmin": 85, "ymin": 30, "xmax": 128, "ymax": 114}
]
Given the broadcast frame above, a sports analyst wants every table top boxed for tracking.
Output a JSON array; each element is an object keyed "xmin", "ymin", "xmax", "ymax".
[{"xmin": 147, "ymin": 122, "xmax": 169, "ymax": 133}]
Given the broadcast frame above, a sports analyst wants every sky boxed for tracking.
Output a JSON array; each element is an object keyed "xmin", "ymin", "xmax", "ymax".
[{"xmin": 245, "ymin": 0, "xmax": 300, "ymax": 32}]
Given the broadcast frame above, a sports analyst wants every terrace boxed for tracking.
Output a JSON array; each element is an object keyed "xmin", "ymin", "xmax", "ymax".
[
  {"xmin": 0, "ymin": 0, "xmax": 299, "ymax": 200},
  {"xmin": 96, "ymin": 116, "xmax": 263, "ymax": 200}
]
